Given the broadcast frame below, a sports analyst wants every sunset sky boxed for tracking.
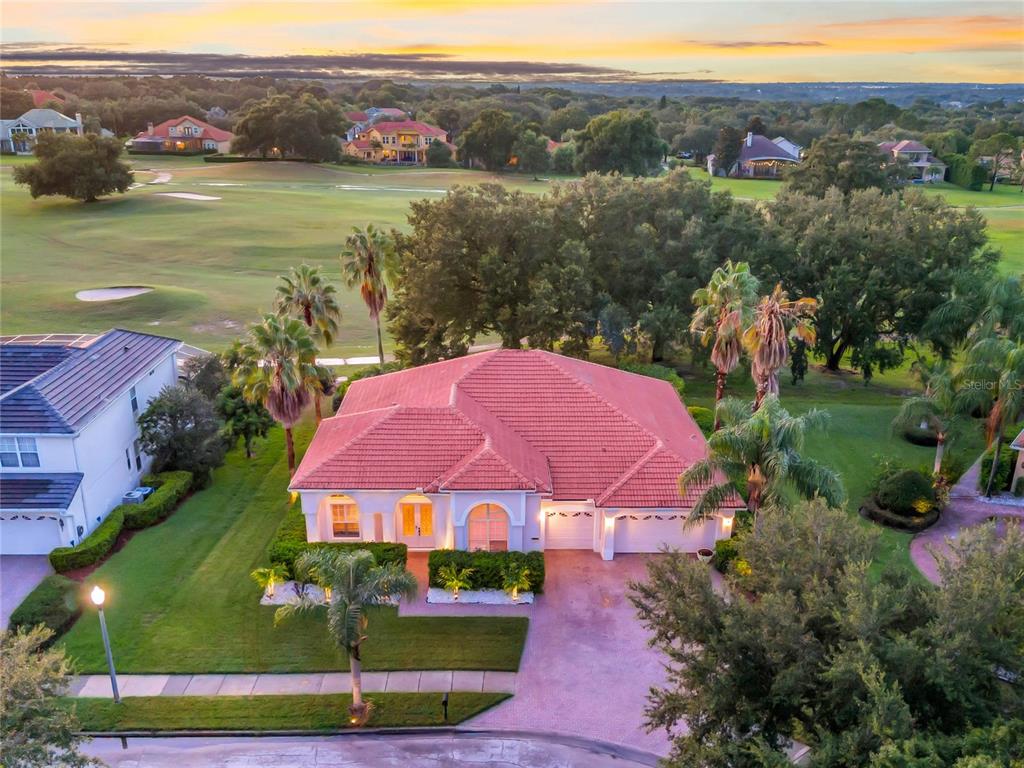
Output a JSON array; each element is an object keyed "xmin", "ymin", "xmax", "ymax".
[{"xmin": 2, "ymin": 1, "xmax": 1022, "ymax": 82}]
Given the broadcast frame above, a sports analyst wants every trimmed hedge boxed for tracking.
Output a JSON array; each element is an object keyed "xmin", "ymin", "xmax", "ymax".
[
  {"xmin": 860, "ymin": 496, "xmax": 938, "ymax": 532},
  {"xmin": 428, "ymin": 550, "xmax": 545, "ymax": 594},
  {"xmin": 903, "ymin": 425, "xmax": 939, "ymax": 447},
  {"xmin": 49, "ymin": 508, "xmax": 124, "ymax": 573},
  {"xmin": 979, "ymin": 445, "xmax": 1016, "ymax": 493},
  {"xmin": 8, "ymin": 574, "xmax": 81, "ymax": 637},
  {"xmin": 876, "ymin": 468, "xmax": 936, "ymax": 516},
  {"xmin": 944, "ymin": 153, "xmax": 987, "ymax": 191},
  {"xmin": 121, "ymin": 471, "xmax": 193, "ymax": 529},
  {"xmin": 688, "ymin": 405, "xmax": 714, "ymax": 435},
  {"xmin": 268, "ymin": 505, "xmax": 407, "ymax": 578}
]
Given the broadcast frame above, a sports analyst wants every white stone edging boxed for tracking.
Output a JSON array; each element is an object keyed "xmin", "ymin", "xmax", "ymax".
[{"xmin": 426, "ymin": 587, "xmax": 534, "ymax": 605}]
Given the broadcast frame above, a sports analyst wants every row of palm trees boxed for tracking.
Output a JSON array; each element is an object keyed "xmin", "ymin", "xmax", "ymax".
[{"xmin": 228, "ymin": 225, "xmax": 397, "ymax": 474}]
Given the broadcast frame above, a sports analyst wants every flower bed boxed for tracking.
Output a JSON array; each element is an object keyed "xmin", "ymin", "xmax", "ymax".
[
  {"xmin": 426, "ymin": 587, "xmax": 534, "ymax": 605},
  {"xmin": 427, "ymin": 550, "xmax": 545, "ymax": 593}
]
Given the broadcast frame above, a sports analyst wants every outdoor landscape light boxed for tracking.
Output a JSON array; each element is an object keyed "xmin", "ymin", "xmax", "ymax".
[
  {"xmin": 90, "ymin": 585, "xmax": 120, "ymax": 703},
  {"xmin": 722, "ymin": 516, "xmax": 734, "ymax": 532},
  {"xmin": 90, "ymin": 585, "xmax": 105, "ymax": 606}
]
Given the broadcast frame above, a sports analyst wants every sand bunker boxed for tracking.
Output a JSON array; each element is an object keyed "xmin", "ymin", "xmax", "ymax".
[
  {"xmin": 76, "ymin": 287, "xmax": 153, "ymax": 302},
  {"xmin": 156, "ymin": 192, "xmax": 222, "ymax": 201},
  {"xmin": 200, "ymin": 182, "xmax": 245, "ymax": 187},
  {"xmin": 335, "ymin": 184, "xmax": 446, "ymax": 194}
]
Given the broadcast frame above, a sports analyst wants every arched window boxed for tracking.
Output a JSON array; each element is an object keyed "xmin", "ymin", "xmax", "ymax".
[
  {"xmin": 468, "ymin": 503, "xmax": 509, "ymax": 552},
  {"xmin": 328, "ymin": 495, "xmax": 359, "ymax": 538}
]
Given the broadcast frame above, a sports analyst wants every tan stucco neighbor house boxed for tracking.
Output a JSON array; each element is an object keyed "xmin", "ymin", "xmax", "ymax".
[{"xmin": 289, "ymin": 349, "xmax": 743, "ymax": 561}]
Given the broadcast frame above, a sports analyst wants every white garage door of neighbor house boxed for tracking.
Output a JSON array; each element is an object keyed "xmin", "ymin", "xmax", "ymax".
[
  {"xmin": 614, "ymin": 513, "xmax": 697, "ymax": 553},
  {"xmin": 544, "ymin": 507, "xmax": 595, "ymax": 549},
  {"xmin": 0, "ymin": 515, "xmax": 63, "ymax": 555}
]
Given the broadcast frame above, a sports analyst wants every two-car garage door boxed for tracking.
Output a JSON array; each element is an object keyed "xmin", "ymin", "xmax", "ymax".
[
  {"xmin": 544, "ymin": 507, "xmax": 595, "ymax": 549},
  {"xmin": 0, "ymin": 514, "xmax": 63, "ymax": 555},
  {"xmin": 614, "ymin": 513, "xmax": 709, "ymax": 553}
]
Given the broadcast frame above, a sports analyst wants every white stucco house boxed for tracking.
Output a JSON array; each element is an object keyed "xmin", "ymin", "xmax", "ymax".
[
  {"xmin": 290, "ymin": 349, "xmax": 743, "ymax": 561},
  {"xmin": 0, "ymin": 330, "xmax": 182, "ymax": 554},
  {"xmin": 0, "ymin": 108, "xmax": 83, "ymax": 155}
]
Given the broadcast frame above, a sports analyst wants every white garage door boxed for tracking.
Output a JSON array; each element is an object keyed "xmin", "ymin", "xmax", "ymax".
[
  {"xmin": 0, "ymin": 514, "xmax": 63, "ymax": 555},
  {"xmin": 615, "ymin": 513, "xmax": 705, "ymax": 553},
  {"xmin": 544, "ymin": 507, "xmax": 595, "ymax": 549}
]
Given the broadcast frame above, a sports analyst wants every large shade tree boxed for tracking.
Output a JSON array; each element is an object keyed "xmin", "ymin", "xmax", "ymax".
[
  {"xmin": 274, "ymin": 549, "xmax": 417, "ymax": 722},
  {"xmin": 690, "ymin": 260, "xmax": 760, "ymax": 429},
  {"xmin": 340, "ymin": 225, "xmax": 396, "ymax": 366},
  {"xmin": 233, "ymin": 314, "xmax": 317, "ymax": 474},
  {"xmin": 742, "ymin": 284, "xmax": 817, "ymax": 409},
  {"xmin": 679, "ymin": 395, "xmax": 845, "ymax": 522},
  {"xmin": 13, "ymin": 133, "xmax": 132, "ymax": 203}
]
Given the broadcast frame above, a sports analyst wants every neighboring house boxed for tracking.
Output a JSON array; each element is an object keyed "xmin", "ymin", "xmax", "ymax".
[
  {"xmin": 878, "ymin": 140, "xmax": 947, "ymax": 182},
  {"xmin": 0, "ymin": 330, "xmax": 182, "ymax": 554},
  {"xmin": 342, "ymin": 120, "xmax": 453, "ymax": 165},
  {"xmin": 128, "ymin": 115, "xmax": 234, "ymax": 154},
  {"xmin": 290, "ymin": 349, "xmax": 743, "ymax": 561},
  {"xmin": 0, "ymin": 109, "xmax": 83, "ymax": 155},
  {"xmin": 343, "ymin": 107, "xmax": 408, "ymax": 141},
  {"xmin": 1011, "ymin": 429, "xmax": 1024, "ymax": 494},
  {"xmin": 29, "ymin": 90, "xmax": 65, "ymax": 108},
  {"xmin": 707, "ymin": 132, "xmax": 801, "ymax": 178}
]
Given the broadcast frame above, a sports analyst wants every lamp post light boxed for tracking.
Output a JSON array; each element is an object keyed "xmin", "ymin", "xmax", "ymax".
[{"xmin": 90, "ymin": 586, "xmax": 121, "ymax": 704}]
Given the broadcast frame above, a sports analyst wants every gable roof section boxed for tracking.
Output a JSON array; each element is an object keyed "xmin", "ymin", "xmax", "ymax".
[
  {"xmin": 133, "ymin": 115, "xmax": 233, "ymax": 142},
  {"xmin": 0, "ymin": 345, "xmax": 77, "ymax": 394},
  {"xmin": 0, "ymin": 329, "xmax": 180, "ymax": 434},
  {"xmin": 893, "ymin": 139, "xmax": 930, "ymax": 153},
  {"xmin": 370, "ymin": 120, "xmax": 447, "ymax": 137},
  {"xmin": 1012, "ymin": 428, "xmax": 1024, "ymax": 451},
  {"xmin": 0, "ymin": 473, "xmax": 83, "ymax": 510},
  {"xmin": 739, "ymin": 134, "xmax": 799, "ymax": 162},
  {"xmin": 293, "ymin": 349, "xmax": 739, "ymax": 509},
  {"xmin": 17, "ymin": 109, "xmax": 78, "ymax": 130}
]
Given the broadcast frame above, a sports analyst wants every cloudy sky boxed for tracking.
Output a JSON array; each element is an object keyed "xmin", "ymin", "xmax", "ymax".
[{"xmin": 2, "ymin": 1, "xmax": 1022, "ymax": 82}]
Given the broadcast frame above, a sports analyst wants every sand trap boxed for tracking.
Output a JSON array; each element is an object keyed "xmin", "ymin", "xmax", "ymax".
[
  {"xmin": 149, "ymin": 172, "xmax": 172, "ymax": 184},
  {"xmin": 156, "ymin": 192, "xmax": 222, "ymax": 201},
  {"xmin": 199, "ymin": 182, "xmax": 245, "ymax": 187},
  {"xmin": 335, "ymin": 184, "xmax": 446, "ymax": 194},
  {"xmin": 76, "ymin": 287, "xmax": 153, "ymax": 302}
]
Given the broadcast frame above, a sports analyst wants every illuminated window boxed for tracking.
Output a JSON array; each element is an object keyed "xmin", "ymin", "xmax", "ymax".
[
  {"xmin": 468, "ymin": 504, "xmax": 508, "ymax": 551},
  {"xmin": 330, "ymin": 497, "xmax": 359, "ymax": 538}
]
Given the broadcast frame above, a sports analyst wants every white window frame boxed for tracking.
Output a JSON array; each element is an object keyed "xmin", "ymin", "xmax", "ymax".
[
  {"xmin": 0, "ymin": 437, "xmax": 40, "ymax": 468},
  {"xmin": 130, "ymin": 385, "xmax": 139, "ymax": 414},
  {"xmin": 330, "ymin": 499, "xmax": 360, "ymax": 539}
]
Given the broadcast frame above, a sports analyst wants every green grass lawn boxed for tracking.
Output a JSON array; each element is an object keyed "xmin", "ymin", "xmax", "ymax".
[
  {"xmin": 66, "ymin": 692, "xmax": 509, "ymax": 731},
  {"xmin": 57, "ymin": 423, "xmax": 528, "ymax": 674}
]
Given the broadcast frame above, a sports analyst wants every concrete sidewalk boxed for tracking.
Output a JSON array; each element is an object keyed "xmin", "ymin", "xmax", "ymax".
[{"xmin": 67, "ymin": 670, "xmax": 517, "ymax": 698}]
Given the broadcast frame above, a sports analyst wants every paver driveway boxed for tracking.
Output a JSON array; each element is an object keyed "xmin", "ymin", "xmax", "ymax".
[
  {"xmin": 470, "ymin": 551, "xmax": 671, "ymax": 756},
  {"xmin": 0, "ymin": 555, "xmax": 52, "ymax": 630}
]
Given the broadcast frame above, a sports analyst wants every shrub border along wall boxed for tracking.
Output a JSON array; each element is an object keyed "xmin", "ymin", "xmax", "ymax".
[
  {"xmin": 8, "ymin": 573, "xmax": 81, "ymax": 638},
  {"xmin": 48, "ymin": 471, "xmax": 193, "ymax": 572},
  {"xmin": 427, "ymin": 549, "xmax": 546, "ymax": 594},
  {"xmin": 268, "ymin": 505, "xmax": 407, "ymax": 578}
]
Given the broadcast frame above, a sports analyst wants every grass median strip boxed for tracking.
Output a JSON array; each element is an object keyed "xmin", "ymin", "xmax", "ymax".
[{"xmin": 66, "ymin": 692, "xmax": 510, "ymax": 732}]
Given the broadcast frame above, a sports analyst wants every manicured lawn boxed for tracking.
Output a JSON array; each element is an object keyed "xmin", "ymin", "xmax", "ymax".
[
  {"xmin": 66, "ymin": 692, "xmax": 509, "ymax": 731},
  {"xmin": 57, "ymin": 423, "xmax": 527, "ymax": 673},
  {"xmin": 707, "ymin": 175, "xmax": 784, "ymax": 200},
  {"xmin": 0, "ymin": 159, "xmax": 548, "ymax": 354}
]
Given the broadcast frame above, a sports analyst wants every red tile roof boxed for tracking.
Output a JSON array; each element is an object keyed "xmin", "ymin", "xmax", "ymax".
[
  {"xmin": 132, "ymin": 115, "xmax": 233, "ymax": 142},
  {"xmin": 29, "ymin": 90, "xmax": 64, "ymax": 107},
  {"xmin": 892, "ymin": 139, "xmax": 931, "ymax": 153},
  {"xmin": 344, "ymin": 111, "xmax": 369, "ymax": 122},
  {"xmin": 292, "ymin": 349, "xmax": 741, "ymax": 510},
  {"xmin": 346, "ymin": 139, "xmax": 373, "ymax": 150},
  {"xmin": 369, "ymin": 120, "xmax": 447, "ymax": 138}
]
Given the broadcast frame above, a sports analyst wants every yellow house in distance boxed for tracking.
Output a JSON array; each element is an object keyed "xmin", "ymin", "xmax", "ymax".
[{"xmin": 342, "ymin": 120, "xmax": 453, "ymax": 165}]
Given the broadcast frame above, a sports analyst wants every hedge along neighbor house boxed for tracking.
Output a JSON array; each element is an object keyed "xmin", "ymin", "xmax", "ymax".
[
  {"xmin": 128, "ymin": 115, "xmax": 234, "ymax": 154},
  {"xmin": 290, "ymin": 349, "xmax": 743, "ymax": 561},
  {"xmin": 0, "ymin": 330, "xmax": 181, "ymax": 554}
]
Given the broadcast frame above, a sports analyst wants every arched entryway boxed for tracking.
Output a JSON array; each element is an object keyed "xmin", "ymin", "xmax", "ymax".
[
  {"xmin": 467, "ymin": 503, "xmax": 509, "ymax": 551},
  {"xmin": 396, "ymin": 494, "xmax": 434, "ymax": 549},
  {"xmin": 326, "ymin": 494, "xmax": 359, "ymax": 540}
]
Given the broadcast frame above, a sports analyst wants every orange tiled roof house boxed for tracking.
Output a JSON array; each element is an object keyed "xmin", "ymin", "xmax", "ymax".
[{"xmin": 341, "ymin": 120, "xmax": 454, "ymax": 166}]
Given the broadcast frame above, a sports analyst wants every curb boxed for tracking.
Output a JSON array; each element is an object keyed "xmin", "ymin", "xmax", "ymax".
[{"xmin": 83, "ymin": 726, "xmax": 663, "ymax": 766}]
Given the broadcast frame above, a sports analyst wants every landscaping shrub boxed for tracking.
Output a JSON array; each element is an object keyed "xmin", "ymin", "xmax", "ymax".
[
  {"xmin": 902, "ymin": 425, "xmax": 939, "ymax": 447},
  {"xmin": 120, "ymin": 471, "xmax": 193, "ymax": 529},
  {"xmin": 619, "ymin": 362, "xmax": 685, "ymax": 399},
  {"xmin": 944, "ymin": 153, "xmax": 987, "ymax": 191},
  {"xmin": 49, "ymin": 508, "xmax": 124, "ymax": 573},
  {"xmin": 876, "ymin": 468, "xmax": 937, "ymax": 516},
  {"xmin": 860, "ymin": 495, "xmax": 939, "ymax": 532},
  {"xmin": 428, "ymin": 550, "xmax": 545, "ymax": 594},
  {"xmin": 8, "ymin": 574, "xmax": 81, "ymax": 638},
  {"xmin": 688, "ymin": 406, "xmax": 714, "ymax": 435},
  {"xmin": 979, "ymin": 445, "xmax": 1015, "ymax": 493},
  {"xmin": 268, "ymin": 505, "xmax": 407, "ymax": 578},
  {"xmin": 712, "ymin": 510, "xmax": 753, "ymax": 573}
]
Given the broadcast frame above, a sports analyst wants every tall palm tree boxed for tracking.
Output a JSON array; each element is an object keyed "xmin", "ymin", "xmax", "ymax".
[
  {"xmin": 690, "ymin": 260, "xmax": 760, "ymax": 430},
  {"xmin": 233, "ymin": 314, "xmax": 317, "ymax": 474},
  {"xmin": 743, "ymin": 284, "xmax": 817, "ymax": 410},
  {"xmin": 892, "ymin": 358, "xmax": 966, "ymax": 475},
  {"xmin": 303, "ymin": 363, "xmax": 337, "ymax": 423},
  {"xmin": 959, "ymin": 336, "xmax": 1024, "ymax": 497},
  {"xmin": 274, "ymin": 549, "xmax": 417, "ymax": 722},
  {"xmin": 680, "ymin": 395, "xmax": 845, "ymax": 524},
  {"xmin": 274, "ymin": 264, "xmax": 342, "ymax": 345},
  {"xmin": 340, "ymin": 224, "xmax": 395, "ymax": 365}
]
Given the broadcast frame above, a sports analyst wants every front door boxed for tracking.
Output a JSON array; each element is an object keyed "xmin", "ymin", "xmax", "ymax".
[{"xmin": 398, "ymin": 501, "xmax": 434, "ymax": 548}]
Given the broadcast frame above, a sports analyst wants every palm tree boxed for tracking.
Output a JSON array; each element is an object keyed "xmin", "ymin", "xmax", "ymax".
[
  {"xmin": 274, "ymin": 549, "xmax": 417, "ymax": 722},
  {"xmin": 250, "ymin": 565, "xmax": 288, "ymax": 599},
  {"xmin": 234, "ymin": 314, "xmax": 317, "ymax": 475},
  {"xmin": 340, "ymin": 224, "xmax": 395, "ymax": 365},
  {"xmin": 437, "ymin": 564, "xmax": 474, "ymax": 601},
  {"xmin": 680, "ymin": 395, "xmax": 845, "ymax": 524},
  {"xmin": 501, "ymin": 562, "xmax": 531, "ymax": 602},
  {"xmin": 892, "ymin": 358, "xmax": 966, "ymax": 475},
  {"xmin": 690, "ymin": 260, "xmax": 760, "ymax": 430},
  {"xmin": 303, "ymin": 364, "xmax": 337, "ymax": 423},
  {"xmin": 743, "ymin": 284, "xmax": 817, "ymax": 410},
  {"xmin": 275, "ymin": 264, "xmax": 343, "ymax": 345},
  {"xmin": 959, "ymin": 336, "xmax": 1024, "ymax": 497}
]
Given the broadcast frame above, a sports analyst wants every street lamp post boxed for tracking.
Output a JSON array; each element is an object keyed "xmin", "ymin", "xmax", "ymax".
[{"xmin": 90, "ymin": 586, "xmax": 121, "ymax": 704}]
